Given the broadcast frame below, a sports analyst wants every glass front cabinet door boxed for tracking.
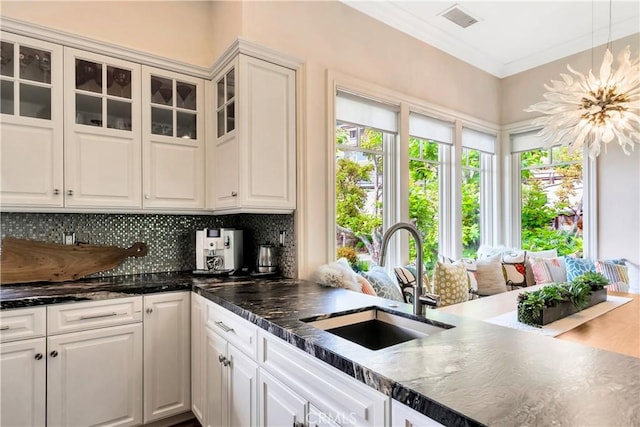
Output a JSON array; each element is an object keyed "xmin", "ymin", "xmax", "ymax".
[
  {"xmin": 0, "ymin": 32, "xmax": 64, "ymax": 207},
  {"xmin": 142, "ymin": 67, "xmax": 205, "ymax": 209},
  {"xmin": 63, "ymin": 48, "xmax": 142, "ymax": 208}
]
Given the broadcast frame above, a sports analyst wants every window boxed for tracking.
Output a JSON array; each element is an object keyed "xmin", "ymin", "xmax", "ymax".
[
  {"xmin": 461, "ymin": 128, "xmax": 496, "ymax": 258},
  {"xmin": 512, "ymin": 132, "xmax": 583, "ymax": 255},
  {"xmin": 408, "ymin": 113, "xmax": 453, "ymax": 270},
  {"xmin": 334, "ymin": 91, "xmax": 398, "ymax": 270}
]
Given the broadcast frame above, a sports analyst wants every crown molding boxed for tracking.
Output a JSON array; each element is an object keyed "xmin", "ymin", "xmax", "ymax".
[
  {"xmin": 0, "ymin": 17, "xmax": 301, "ymax": 80},
  {"xmin": 210, "ymin": 37, "xmax": 303, "ymax": 78}
]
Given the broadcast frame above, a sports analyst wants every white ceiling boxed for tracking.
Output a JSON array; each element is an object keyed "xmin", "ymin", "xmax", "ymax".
[{"xmin": 342, "ymin": 0, "xmax": 640, "ymax": 78}]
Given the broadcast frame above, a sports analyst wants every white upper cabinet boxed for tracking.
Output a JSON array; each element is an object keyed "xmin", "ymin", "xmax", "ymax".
[
  {"xmin": 0, "ymin": 32, "xmax": 64, "ymax": 207},
  {"xmin": 142, "ymin": 67, "xmax": 205, "ymax": 209},
  {"xmin": 63, "ymin": 48, "xmax": 142, "ymax": 208},
  {"xmin": 209, "ymin": 54, "xmax": 296, "ymax": 214}
]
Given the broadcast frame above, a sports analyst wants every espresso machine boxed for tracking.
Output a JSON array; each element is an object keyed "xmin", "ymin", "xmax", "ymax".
[{"xmin": 195, "ymin": 228, "xmax": 243, "ymax": 274}]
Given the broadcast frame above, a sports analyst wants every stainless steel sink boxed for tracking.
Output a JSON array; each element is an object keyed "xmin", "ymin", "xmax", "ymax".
[{"xmin": 302, "ymin": 308, "xmax": 453, "ymax": 350}]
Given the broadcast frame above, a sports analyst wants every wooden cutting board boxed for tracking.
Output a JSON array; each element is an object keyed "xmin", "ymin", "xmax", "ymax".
[{"xmin": 0, "ymin": 237, "xmax": 148, "ymax": 284}]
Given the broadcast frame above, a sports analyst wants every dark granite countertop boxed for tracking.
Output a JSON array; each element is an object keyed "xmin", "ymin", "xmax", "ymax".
[{"xmin": 2, "ymin": 273, "xmax": 639, "ymax": 426}]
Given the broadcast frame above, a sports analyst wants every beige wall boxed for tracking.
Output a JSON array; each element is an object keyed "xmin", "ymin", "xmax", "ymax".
[
  {"xmin": 238, "ymin": 0, "xmax": 501, "ymax": 278},
  {"xmin": 0, "ymin": 1, "xmax": 216, "ymax": 67},
  {"xmin": 502, "ymin": 32, "xmax": 640, "ymax": 265}
]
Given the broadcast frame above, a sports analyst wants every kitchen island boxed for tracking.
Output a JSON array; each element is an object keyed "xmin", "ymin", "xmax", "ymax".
[{"xmin": 2, "ymin": 273, "xmax": 639, "ymax": 426}]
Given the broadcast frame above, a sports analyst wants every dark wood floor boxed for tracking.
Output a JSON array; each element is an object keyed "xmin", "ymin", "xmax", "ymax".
[{"xmin": 170, "ymin": 419, "xmax": 201, "ymax": 427}]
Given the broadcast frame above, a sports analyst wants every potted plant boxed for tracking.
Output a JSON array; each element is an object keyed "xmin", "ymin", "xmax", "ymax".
[{"xmin": 517, "ymin": 272, "xmax": 609, "ymax": 327}]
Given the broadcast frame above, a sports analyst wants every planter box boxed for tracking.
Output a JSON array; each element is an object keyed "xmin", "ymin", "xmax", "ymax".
[{"xmin": 518, "ymin": 288, "xmax": 607, "ymax": 326}]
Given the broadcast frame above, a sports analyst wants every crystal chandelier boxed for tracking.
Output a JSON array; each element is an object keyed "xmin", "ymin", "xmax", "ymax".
[{"xmin": 525, "ymin": 45, "xmax": 640, "ymax": 159}]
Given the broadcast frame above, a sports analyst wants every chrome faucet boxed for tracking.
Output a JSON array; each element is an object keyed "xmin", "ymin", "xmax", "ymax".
[{"xmin": 378, "ymin": 222, "xmax": 424, "ymax": 316}]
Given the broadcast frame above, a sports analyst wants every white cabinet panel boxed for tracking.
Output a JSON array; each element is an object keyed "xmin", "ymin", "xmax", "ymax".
[
  {"xmin": 63, "ymin": 47, "xmax": 142, "ymax": 209},
  {"xmin": 64, "ymin": 131, "xmax": 141, "ymax": 207},
  {"xmin": 227, "ymin": 343, "xmax": 258, "ymax": 427},
  {"xmin": 259, "ymin": 369, "xmax": 306, "ymax": 427},
  {"xmin": 0, "ymin": 306, "xmax": 46, "ymax": 343},
  {"xmin": 0, "ymin": 337, "xmax": 46, "ymax": 427},
  {"xmin": 205, "ymin": 326, "xmax": 226, "ymax": 427},
  {"xmin": 142, "ymin": 66, "xmax": 205, "ymax": 210},
  {"xmin": 47, "ymin": 322, "xmax": 143, "ymax": 427},
  {"xmin": 191, "ymin": 293, "xmax": 206, "ymax": 424},
  {"xmin": 143, "ymin": 291, "xmax": 191, "ymax": 423},
  {"xmin": 209, "ymin": 54, "xmax": 296, "ymax": 213},
  {"xmin": 0, "ymin": 32, "xmax": 63, "ymax": 207}
]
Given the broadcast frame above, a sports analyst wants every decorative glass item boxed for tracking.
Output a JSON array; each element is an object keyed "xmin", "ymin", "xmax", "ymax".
[
  {"xmin": 107, "ymin": 99, "xmax": 132, "ymax": 130},
  {"xmin": 151, "ymin": 107, "xmax": 173, "ymax": 136},
  {"xmin": 526, "ymin": 45, "xmax": 639, "ymax": 159},
  {"xmin": 1, "ymin": 80, "xmax": 14, "ymax": 114},
  {"xmin": 75, "ymin": 59, "xmax": 102, "ymax": 93},
  {"xmin": 1, "ymin": 41, "xmax": 14, "ymax": 77},
  {"xmin": 176, "ymin": 82, "xmax": 195, "ymax": 110},
  {"xmin": 20, "ymin": 83, "xmax": 51, "ymax": 119},
  {"xmin": 108, "ymin": 66, "xmax": 131, "ymax": 99},
  {"xmin": 177, "ymin": 111, "xmax": 196, "ymax": 139}
]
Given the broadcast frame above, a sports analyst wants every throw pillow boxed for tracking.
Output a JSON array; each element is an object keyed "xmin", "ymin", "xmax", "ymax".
[
  {"xmin": 395, "ymin": 265, "xmax": 431, "ymax": 301},
  {"xmin": 595, "ymin": 260, "xmax": 629, "ymax": 284},
  {"xmin": 314, "ymin": 258, "xmax": 362, "ymax": 292},
  {"xmin": 456, "ymin": 258, "xmax": 478, "ymax": 292},
  {"xmin": 565, "ymin": 257, "xmax": 596, "ymax": 282},
  {"xmin": 361, "ymin": 266, "xmax": 404, "ymax": 302},
  {"xmin": 626, "ymin": 260, "xmax": 640, "ymax": 293},
  {"xmin": 432, "ymin": 261, "xmax": 469, "ymax": 307},
  {"xmin": 501, "ymin": 250, "xmax": 526, "ymax": 288},
  {"xmin": 530, "ymin": 257, "xmax": 554, "ymax": 285},
  {"xmin": 476, "ymin": 254, "xmax": 508, "ymax": 295},
  {"xmin": 605, "ymin": 281, "xmax": 630, "ymax": 293},
  {"xmin": 355, "ymin": 274, "xmax": 377, "ymax": 296},
  {"xmin": 525, "ymin": 249, "xmax": 558, "ymax": 286}
]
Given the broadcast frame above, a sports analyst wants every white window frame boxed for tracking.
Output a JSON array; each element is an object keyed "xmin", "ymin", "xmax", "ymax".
[
  {"xmin": 327, "ymin": 71, "xmax": 500, "ymax": 268},
  {"xmin": 505, "ymin": 125, "xmax": 596, "ymax": 257}
]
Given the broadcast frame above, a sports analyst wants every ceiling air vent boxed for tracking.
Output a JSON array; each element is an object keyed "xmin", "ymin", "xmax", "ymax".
[{"xmin": 439, "ymin": 4, "xmax": 480, "ymax": 29}]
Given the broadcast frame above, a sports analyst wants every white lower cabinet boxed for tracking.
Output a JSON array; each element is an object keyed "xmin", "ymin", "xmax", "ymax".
[
  {"xmin": 191, "ymin": 292, "xmax": 206, "ymax": 424},
  {"xmin": 391, "ymin": 399, "xmax": 445, "ymax": 426},
  {"xmin": 204, "ymin": 315, "xmax": 259, "ymax": 427},
  {"xmin": 47, "ymin": 323, "xmax": 143, "ymax": 427},
  {"xmin": 258, "ymin": 330, "xmax": 389, "ymax": 427},
  {"xmin": 259, "ymin": 369, "xmax": 306, "ymax": 427},
  {"xmin": 0, "ymin": 337, "xmax": 47, "ymax": 427},
  {"xmin": 143, "ymin": 291, "xmax": 191, "ymax": 423}
]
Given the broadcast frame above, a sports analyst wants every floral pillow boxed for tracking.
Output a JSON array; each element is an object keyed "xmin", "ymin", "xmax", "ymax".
[
  {"xmin": 361, "ymin": 266, "xmax": 404, "ymax": 302},
  {"xmin": 502, "ymin": 250, "xmax": 526, "ymax": 289}
]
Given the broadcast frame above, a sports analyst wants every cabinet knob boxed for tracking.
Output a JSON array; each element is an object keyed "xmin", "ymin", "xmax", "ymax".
[
  {"xmin": 218, "ymin": 354, "xmax": 225, "ymax": 363},
  {"xmin": 146, "ymin": 308, "xmax": 153, "ymax": 314},
  {"xmin": 144, "ymin": 193, "xmax": 150, "ymax": 199},
  {"xmin": 223, "ymin": 358, "xmax": 231, "ymax": 367},
  {"xmin": 34, "ymin": 353, "xmax": 43, "ymax": 360},
  {"xmin": 50, "ymin": 351, "xmax": 58, "ymax": 358},
  {"xmin": 53, "ymin": 188, "xmax": 60, "ymax": 195},
  {"xmin": 67, "ymin": 190, "xmax": 74, "ymax": 196},
  {"xmin": 231, "ymin": 191, "xmax": 237, "ymax": 197},
  {"xmin": 293, "ymin": 422, "xmax": 305, "ymax": 427}
]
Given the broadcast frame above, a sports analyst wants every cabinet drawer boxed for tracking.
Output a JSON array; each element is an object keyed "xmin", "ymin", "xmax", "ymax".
[
  {"xmin": 259, "ymin": 331, "xmax": 388, "ymax": 427},
  {"xmin": 48, "ymin": 297, "xmax": 142, "ymax": 335},
  {"xmin": 0, "ymin": 307, "xmax": 46, "ymax": 343},
  {"xmin": 205, "ymin": 301, "xmax": 258, "ymax": 359}
]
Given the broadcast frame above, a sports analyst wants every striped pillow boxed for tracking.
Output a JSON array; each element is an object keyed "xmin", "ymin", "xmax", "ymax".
[{"xmin": 596, "ymin": 260, "xmax": 629, "ymax": 284}]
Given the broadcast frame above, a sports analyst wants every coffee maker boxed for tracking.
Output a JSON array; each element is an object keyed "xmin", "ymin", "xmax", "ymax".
[{"xmin": 195, "ymin": 228, "xmax": 243, "ymax": 274}]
